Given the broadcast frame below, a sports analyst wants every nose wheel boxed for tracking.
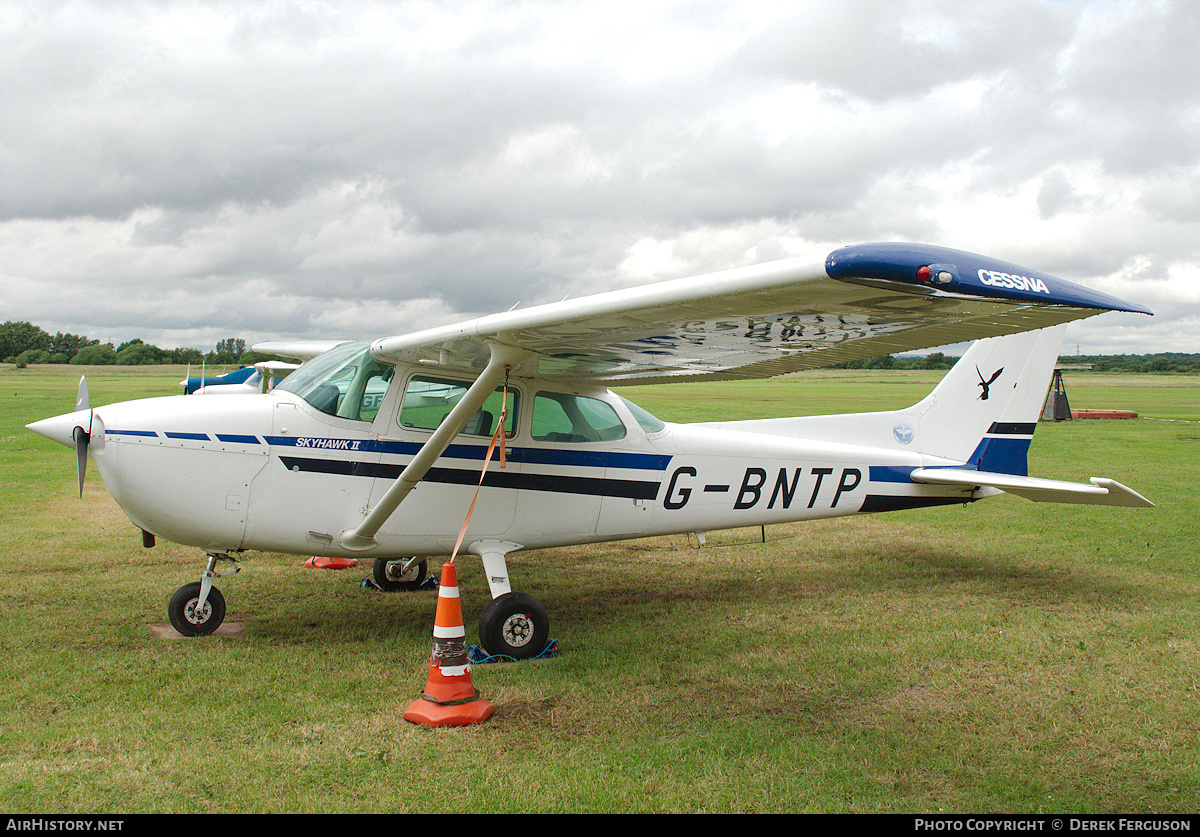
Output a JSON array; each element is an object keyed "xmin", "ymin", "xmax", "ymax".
[
  {"xmin": 168, "ymin": 581, "xmax": 226, "ymax": 636},
  {"xmin": 167, "ymin": 553, "xmax": 239, "ymax": 636}
]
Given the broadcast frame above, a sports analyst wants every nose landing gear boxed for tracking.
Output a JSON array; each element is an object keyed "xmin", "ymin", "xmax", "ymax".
[{"xmin": 167, "ymin": 553, "xmax": 240, "ymax": 636}]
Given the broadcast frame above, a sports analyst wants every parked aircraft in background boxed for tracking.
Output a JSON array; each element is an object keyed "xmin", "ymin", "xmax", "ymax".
[{"xmin": 182, "ymin": 366, "xmax": 256, "ymax": 394}]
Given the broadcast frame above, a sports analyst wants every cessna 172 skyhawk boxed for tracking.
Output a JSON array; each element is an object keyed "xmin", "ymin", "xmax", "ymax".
[{"xmin": 27, "ymin": 242, "xmax": 1154, "ymax": 658}]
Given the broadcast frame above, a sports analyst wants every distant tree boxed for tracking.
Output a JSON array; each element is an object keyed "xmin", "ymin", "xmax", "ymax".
[
  {"xmin": 214, "ymin": 338, "xmax": 246, "ymax": 360},
  {"xmin": 116, "ymin": 342, "xmax": 170, "ymax": 365},
  {"xmin": 70, "ymin": 344, "xmax": 117, "ymax": 365},
  {"xmin": 238, "ymin": 350, "xmax": 272, "ymax": 365},
  {"xmin": 48, "ymin": 331, "xmax": 98, "ymax": 359},
  {"xmin": 172, "ymin": 347, "xmax": 205, "ymax": 364},
  {"xmin": 14, "ymin": 349, "xmax": 51, "ymax": 368},
  {"xmin": 1, "ymin": 321, "xmax": 51, "ymax": 361}
]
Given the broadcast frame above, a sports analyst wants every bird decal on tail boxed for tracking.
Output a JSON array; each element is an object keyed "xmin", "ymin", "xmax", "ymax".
[{"xmin": 977, "ymin": 366, "xmax": 1004, "ymax": 400}]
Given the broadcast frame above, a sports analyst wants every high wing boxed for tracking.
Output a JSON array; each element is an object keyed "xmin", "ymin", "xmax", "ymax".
[
  {"xmin": 252, "ymin": 340, "xmax": 351, "ymax": 362},
  {"xmin": 369, "ymin": 243, "xmax": 1151, "ymax": 384},
  {"xmin": 254, "ymin": 360, "xmax": 300, "ymax": 375}
]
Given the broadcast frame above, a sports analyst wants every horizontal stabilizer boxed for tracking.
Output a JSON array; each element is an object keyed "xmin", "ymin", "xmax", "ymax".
[{"xmin": 910, "ymin": 468, "xmax": 1154, "ymax": 508}]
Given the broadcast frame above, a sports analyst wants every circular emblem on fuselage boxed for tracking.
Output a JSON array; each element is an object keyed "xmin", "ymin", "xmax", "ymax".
[{"xmin": 893, "ymin": 421, "xmax": 915, "ymax": 445}]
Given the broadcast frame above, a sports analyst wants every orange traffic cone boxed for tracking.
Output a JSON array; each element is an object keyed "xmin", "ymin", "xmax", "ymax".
[{"xmin": 403, "ymin": 562, "xmax": 495, "ymax": 726}]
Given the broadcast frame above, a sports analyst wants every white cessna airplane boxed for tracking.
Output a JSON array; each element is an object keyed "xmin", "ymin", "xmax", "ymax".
[{"xmin": 28, "ymin": 243, "xmax": 1154, "ymax": 657}]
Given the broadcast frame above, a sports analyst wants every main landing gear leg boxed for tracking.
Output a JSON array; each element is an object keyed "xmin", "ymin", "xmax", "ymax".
[
  {"xmin": 168, "ymin": 553, "xmax": 240, "ymax": 636},
  {"xmin": 469, "ymin": 540, "xmax": 549, "ymax": 661}
]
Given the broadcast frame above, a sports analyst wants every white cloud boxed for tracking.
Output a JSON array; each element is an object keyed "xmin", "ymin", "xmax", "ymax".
[{"xmin": 0, "ymin": 0, "xmax": 1196, "ymax": 354}]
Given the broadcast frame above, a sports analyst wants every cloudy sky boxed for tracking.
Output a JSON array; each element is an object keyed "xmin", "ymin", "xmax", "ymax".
[{"xmin": 1, "ymin": 0, "xmax": 1196, "ymax": 356}]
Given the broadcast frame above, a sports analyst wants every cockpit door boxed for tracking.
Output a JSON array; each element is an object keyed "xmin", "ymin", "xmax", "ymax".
[{"xmin": 363, "ymin": 372, "xmax": 520, "ymax": 548}]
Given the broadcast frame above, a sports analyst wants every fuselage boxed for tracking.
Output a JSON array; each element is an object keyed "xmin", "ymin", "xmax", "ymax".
[{"xmin": 30, "ymin": 353, "xmax": 975, "ymax": 559}]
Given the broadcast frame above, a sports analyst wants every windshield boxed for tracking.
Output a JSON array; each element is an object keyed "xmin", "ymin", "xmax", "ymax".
[{"xmin": 275, "ymin": 342, "xmax": 395, "ymax": 422}]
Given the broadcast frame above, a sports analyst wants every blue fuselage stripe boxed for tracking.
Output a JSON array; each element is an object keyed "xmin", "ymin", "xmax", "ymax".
[{"xmin": 869, "ymin": 466, "xmax": 917, "ymax": 483}]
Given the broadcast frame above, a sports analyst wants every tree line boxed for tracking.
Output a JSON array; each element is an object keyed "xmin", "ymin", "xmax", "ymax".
[{"xmin": 2, "ymin": 321, "xmax": 262, "ymax": 368}]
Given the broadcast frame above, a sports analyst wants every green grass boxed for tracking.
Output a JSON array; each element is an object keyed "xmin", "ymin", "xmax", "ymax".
[{"xmin": 1, "ymin": 364, "xmax": 1197, "ymax": 813}]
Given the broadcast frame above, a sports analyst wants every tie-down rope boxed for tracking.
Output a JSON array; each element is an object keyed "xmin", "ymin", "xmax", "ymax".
[{"xmin": 449, "ymin": 368, "xmax": 510, "ymax": 564}]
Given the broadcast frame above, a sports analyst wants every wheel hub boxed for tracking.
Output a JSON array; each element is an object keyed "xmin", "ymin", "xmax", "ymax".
[
  {"xmin": 183, "ymin": 599, "xmax": 211, "ymax": 625},
  {"xmin": 501, "ymin": 613, "xmax": 534, "ymax": 647},
  {"xmin": 385, "ymin": 560, "xmax": 417, "ymax": 583}
]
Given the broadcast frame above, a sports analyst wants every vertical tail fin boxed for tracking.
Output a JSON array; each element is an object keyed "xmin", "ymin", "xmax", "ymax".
[
  {"xmin": 912, "ymin": 324, "xmax": 1067, "ymax": 474},
  {"xmin": 699, "ymin": 323, "xmax": 1067, "ymax": 478}
]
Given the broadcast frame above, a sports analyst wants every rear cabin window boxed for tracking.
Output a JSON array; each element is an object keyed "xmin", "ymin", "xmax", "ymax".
[
  {"xmin": 531, "ymin": 392, "xmax": 626, "ymax": 443},
  {"xmin": 398, "ymin": 376, "xmax": 518, "ymax": 438}
]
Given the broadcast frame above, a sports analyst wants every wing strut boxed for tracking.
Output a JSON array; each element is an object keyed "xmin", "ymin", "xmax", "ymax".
[{"xmin": 338, "ymin": 341, "xmax": 532, "ymax": 551}]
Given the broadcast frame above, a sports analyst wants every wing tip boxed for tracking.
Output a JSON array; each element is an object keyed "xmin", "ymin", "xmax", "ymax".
[
  {"xmin": 1089, "ymin": 477, "xmax": 1156, "ymax": 508},
  {"xmin": 826, "ymin": 242, "xmax": 1152, "ymax": 316}
]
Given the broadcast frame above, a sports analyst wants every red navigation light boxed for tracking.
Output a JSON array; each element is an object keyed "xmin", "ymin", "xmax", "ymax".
[{"xmin": 916, "ymin": 265, "xmax": 932, "ymax": 282}]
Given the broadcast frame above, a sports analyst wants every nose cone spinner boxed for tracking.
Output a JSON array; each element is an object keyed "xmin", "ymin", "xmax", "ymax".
[
  {"xmin": 26, "ymin": 409, "xmax": 93, "ymax": 449},
  {"xmin": 28, "ymin": 377, "xmax": 97, "ymax": 498}
]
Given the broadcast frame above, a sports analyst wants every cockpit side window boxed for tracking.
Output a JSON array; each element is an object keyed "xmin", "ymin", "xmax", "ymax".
[
  {"xmin": 532, "ymin": 392, "xmax": 626, "ymax": 443},
  {"xmin": 398, "ymin": 376, "xmax": 519, "ymax": 438}
]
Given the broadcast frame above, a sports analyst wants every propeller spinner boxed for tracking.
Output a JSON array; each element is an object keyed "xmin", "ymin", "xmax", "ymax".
[{"xmin": 25, "ymin": 376, "xmax": 94, "ymax": 497}]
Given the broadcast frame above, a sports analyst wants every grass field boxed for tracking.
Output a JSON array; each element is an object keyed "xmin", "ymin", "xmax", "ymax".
[{"xmin": 1, "ymin": 363, "xmax": 1197, "ymax": 813}]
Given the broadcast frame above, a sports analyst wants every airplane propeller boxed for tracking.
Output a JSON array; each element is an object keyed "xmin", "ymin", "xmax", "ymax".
[{"xmin": 73, "ymin": 376, "xmax": 92, "ymax": 497}]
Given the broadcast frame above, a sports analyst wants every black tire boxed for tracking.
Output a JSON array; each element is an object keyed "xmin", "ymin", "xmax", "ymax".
[
  {"xmin": 478, "ymin": 592, "xmax": 549, "ymax": 660},
  {"xmin": 372, "ymin": 557, "xmax": 428, "ymax": 592},
  {"xmin": 168, "ymin": 581, "xmax": 226, "ymax": 636}
]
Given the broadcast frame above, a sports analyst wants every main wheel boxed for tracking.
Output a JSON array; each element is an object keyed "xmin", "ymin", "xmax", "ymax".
[
  {"xmin": 168, "ymin": 581, "xmax": 226, "ymax": 636},
  {"xmin": 372, "ymin": 557, "xmax": 428, "ymax": 592},
  {"xmin": 478, "ymin": 592, "xmax": 549, "ymax": 660}
]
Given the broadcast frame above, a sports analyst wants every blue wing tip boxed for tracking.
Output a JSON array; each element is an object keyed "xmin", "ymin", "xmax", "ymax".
[{"xmin": 825, "ymin": 242, "xmax": 1153, "ymax": 316}]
